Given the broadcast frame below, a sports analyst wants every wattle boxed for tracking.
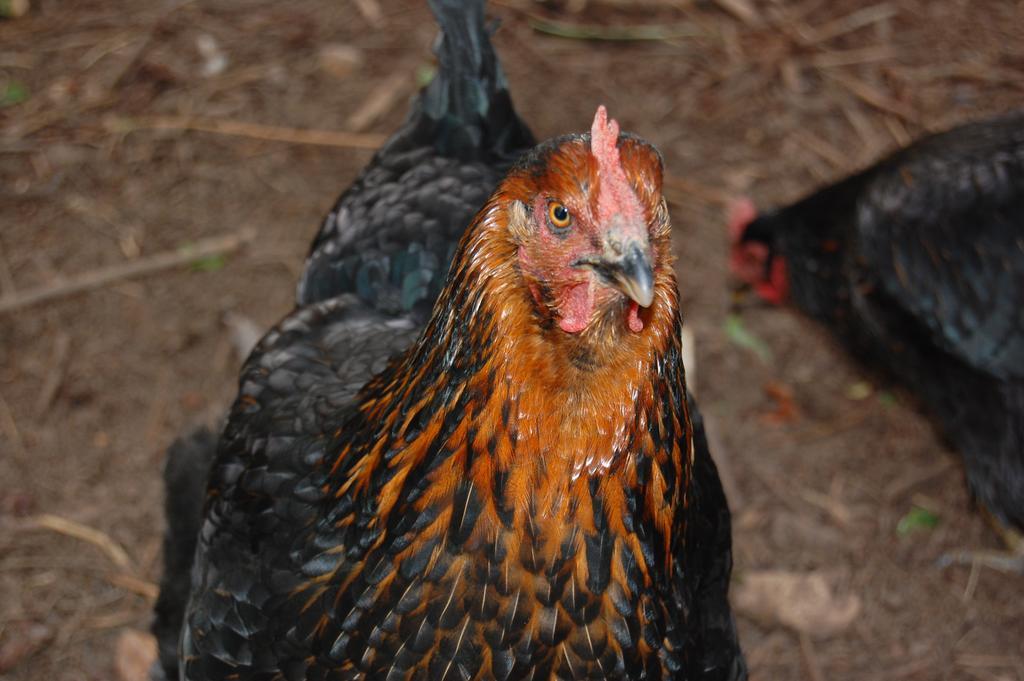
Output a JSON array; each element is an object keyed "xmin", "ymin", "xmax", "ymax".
[{"xmin": 558, "ymin": 282, "xmax": 593, "ymax": 333}]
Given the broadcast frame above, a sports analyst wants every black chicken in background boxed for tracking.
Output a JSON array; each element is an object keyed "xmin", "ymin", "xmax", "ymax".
[{"xmin": 730, "ymin": 110, "xmax": 1024, "ymax": 572}]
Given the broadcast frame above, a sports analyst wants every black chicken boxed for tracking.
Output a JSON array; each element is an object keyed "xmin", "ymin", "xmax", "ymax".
[{"xmin": 730, "ymin": 110, "xmax": 1024, "ymax": 571}]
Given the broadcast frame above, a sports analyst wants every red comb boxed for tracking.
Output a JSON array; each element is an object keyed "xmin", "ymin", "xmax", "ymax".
[
  {"xmin": 727, "ymin": 197, "xmax": 758, "ymax": 243},
  {"xmin": 591, "ymin": 105, "xmax": 642, "ymax": 227}
]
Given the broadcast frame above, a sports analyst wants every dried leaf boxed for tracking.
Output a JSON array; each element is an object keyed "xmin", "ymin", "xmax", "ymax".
[
  {"xmin": 845, "ymin": 381, "xmax": 873, "ymax": 400},
  {"xmin": 318, "ymin": 44, "xmax": 364, "ymax": 79},
  {"xmin": 733, "ymin": 571, "xmax": 861, "ymax": 636},
  {"xmin": 114, "ymin": 629, "xmax": 157, "ymax": 681},
  {"xmin": 760, "ymin": 381, "xmax": 800, "ymax": 424},
  {"xmin": 0, "ymin": 622, "xmax": 52, "ymax": 673},
  {"xmin": 223, "ymin": 311, "xmax": 263, "ymax": 362}
]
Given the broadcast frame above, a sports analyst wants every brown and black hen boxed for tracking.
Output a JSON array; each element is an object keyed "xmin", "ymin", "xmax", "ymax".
[
  {"xmin": 162, "ymin": 103, "xmax": 745, "ymax": 680},
  {"xmin": 730, "ymin": 110, "xmax": 1024, "ymax": 571}
]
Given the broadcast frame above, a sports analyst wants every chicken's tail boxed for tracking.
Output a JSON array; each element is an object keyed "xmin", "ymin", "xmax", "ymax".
[
  {"xmin": 402, "ymin": 0, "xmax": 534, "ymax": 161},
  {"xmin": 150, "ymin": 427, "xmax": 218, "ymax": 681}
]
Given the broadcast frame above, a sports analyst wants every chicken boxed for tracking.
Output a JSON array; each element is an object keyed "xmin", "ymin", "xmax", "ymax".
[
  {"xmin": 156, "ymin": 101, "xmax": 746, "ymax": 680},
  {"xmin": 152, "ymin": 428, "xmax": 218, "ymax": 676},
  {"xmin": 296, "ymin": 0, "xmax": 534, "ymax": 316},
  {"xmin": 729, "ymin": 110, "xmax": 1024, "ymax": 571}
]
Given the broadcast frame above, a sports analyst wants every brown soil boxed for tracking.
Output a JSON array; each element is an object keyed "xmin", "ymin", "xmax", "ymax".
[{"xmin": 1, "ymin": 0, "xmax": 1021, "ymax": 679}]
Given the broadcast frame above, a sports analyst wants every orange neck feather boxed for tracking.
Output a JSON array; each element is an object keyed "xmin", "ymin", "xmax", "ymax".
[{"xmin": 330, "ymin": 183, "xmax": 692, "ymax": 578}]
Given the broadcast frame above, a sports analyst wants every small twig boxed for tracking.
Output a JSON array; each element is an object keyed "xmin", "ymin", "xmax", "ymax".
[
  {"xmin": 961, "ymin": 558, "xmax": 980, "ymax": 603},
  {"xmin": 801, "ymin": 3, "xmax": 898, "ymax": 43},
  {"xmin": 0, "ymin": 239, "xmax": 15, "ymax": 300},
  {"xmin": 106, "ymin": 573, "xmax": 159, "ymax": 601},
  {"xmin": 0, "ymin": 229, "xmax": 255, "ymax": 315},
  {"xmin": 884, "ymin": 114, "xmax": 912, "ymax": 146},
  {"xmin": 842, "ymin": 104, "xmax": 887, "ymax": 156},
  {"xmin": 794, "ymin": 129, "xmax": 849, "ymax": 171},
  {"xmin": 34, "ymin": 331, "xmax": 71, "ymax": 417},
  {"xmin": 4, "ymin": 94, "xmax": 117, "ymax": 140},
  {"xmin": 798, "ymin": 631, "xmax": 826, "ymax": 681},
  {"xmin": 884, "ymin": 456, "xmax": 956, "ymax": 500},
  {"xmin": 32, "ymin": 514, "xmax": 132, "ymax": 569},
  {"xmin": 143, "ymin": 366, "xmax": 172, "ymax": 445},
  {"xmin": 110, "ymin": 0, "xmax": 197, "ymax": 89},
  {"xmin": 106, "ymin": 115, "xmax": 387, "ymax": 150},
  {"xmin": 895, "ymin": 62, "xmax": 1024, "ymax": 90},
  {"xmin": 810, "ymin": 44, "xmax": 900, "ymax": 69},
  {"xmin": 712, "ymin": 0, "xmax": 760, "ymax": 27},
  {"xmin": 0, "ymin": 390, "xmax": 27, "ymax": 463},
  {"xmin": 798, "ymin": 485, "xmax": 853, "ymax": 528},
  {"xmin": 85, "ymin": 610, "xmax": 141, "ymax": 630},
  {"xmin": 823, "ymin": 70, "xmax": 918, "ymax": 124},
  {"xmin": 353, "ymin": 0, "xmax": 383, "ymax": 27},
  {"xmin": 527, "ymin": 15, "xmax": 701, "ymax": 41},
  {"xmin": 347, "ymin": 71, "xmax": 411, "ymax": 132}
]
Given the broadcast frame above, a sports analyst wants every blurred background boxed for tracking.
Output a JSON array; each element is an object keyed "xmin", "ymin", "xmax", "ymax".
[{"xmin": 0, "ymin": 0, "xmax": 1021, "ymax": 678}]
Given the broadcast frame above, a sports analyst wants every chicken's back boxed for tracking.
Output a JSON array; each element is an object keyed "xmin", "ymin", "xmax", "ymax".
[{"xmin": 296, "ymin": 0, "xmax": 534, "ymax": 314}]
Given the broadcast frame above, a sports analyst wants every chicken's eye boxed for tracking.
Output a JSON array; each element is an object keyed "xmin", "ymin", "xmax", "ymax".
[{"xmin": 547, "ymin": 202, "xmax": 572, "ymax": 231}]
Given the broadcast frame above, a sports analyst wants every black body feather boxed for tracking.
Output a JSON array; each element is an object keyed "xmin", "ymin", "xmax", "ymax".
[{"xmin": 743, "ymin": 110, "xmax": 1024, "ymax": 531}]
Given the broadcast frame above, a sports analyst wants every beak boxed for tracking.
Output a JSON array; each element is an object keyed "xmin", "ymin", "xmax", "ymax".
[{"xmin": 574, "ymin": 238, "xmax": 656, "ymax": 308}]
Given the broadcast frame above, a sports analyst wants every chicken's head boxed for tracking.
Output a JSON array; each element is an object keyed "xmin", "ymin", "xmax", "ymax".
[
  {"xmin": 728, "ymin": 197, "xmax": 788, "ymax": 305},
  {"xmin": 507, "ymin": 106, "xmax": 669, "ymax": 336}
]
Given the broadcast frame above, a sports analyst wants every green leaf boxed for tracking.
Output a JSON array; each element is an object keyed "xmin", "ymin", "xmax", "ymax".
[
  {"xmin": 1, "ymin": 81, "xmax": 28, "ymax": 107},
  {"xmin": 878, "ymin": 391, "xmax": 897, "ymax": 407},
  {"xmin": 415, "ymin": 64, "xmax": 436, "ymax": 89},
  {"xmin": 897, "ymin": 506, "xmax": 939, "ymax": 535},
  {"xmin": 724, "ymin": 314, "xmax": 773, "ymax": 364},
  {"xmin": 190, "ymin": 253, "xmax": 227, "ymax": 272}
]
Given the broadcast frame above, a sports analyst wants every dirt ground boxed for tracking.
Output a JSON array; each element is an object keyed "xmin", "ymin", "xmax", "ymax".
[{"xmin": 1, "ymin": 0, "xmax": 1022, "ymax": 679}]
